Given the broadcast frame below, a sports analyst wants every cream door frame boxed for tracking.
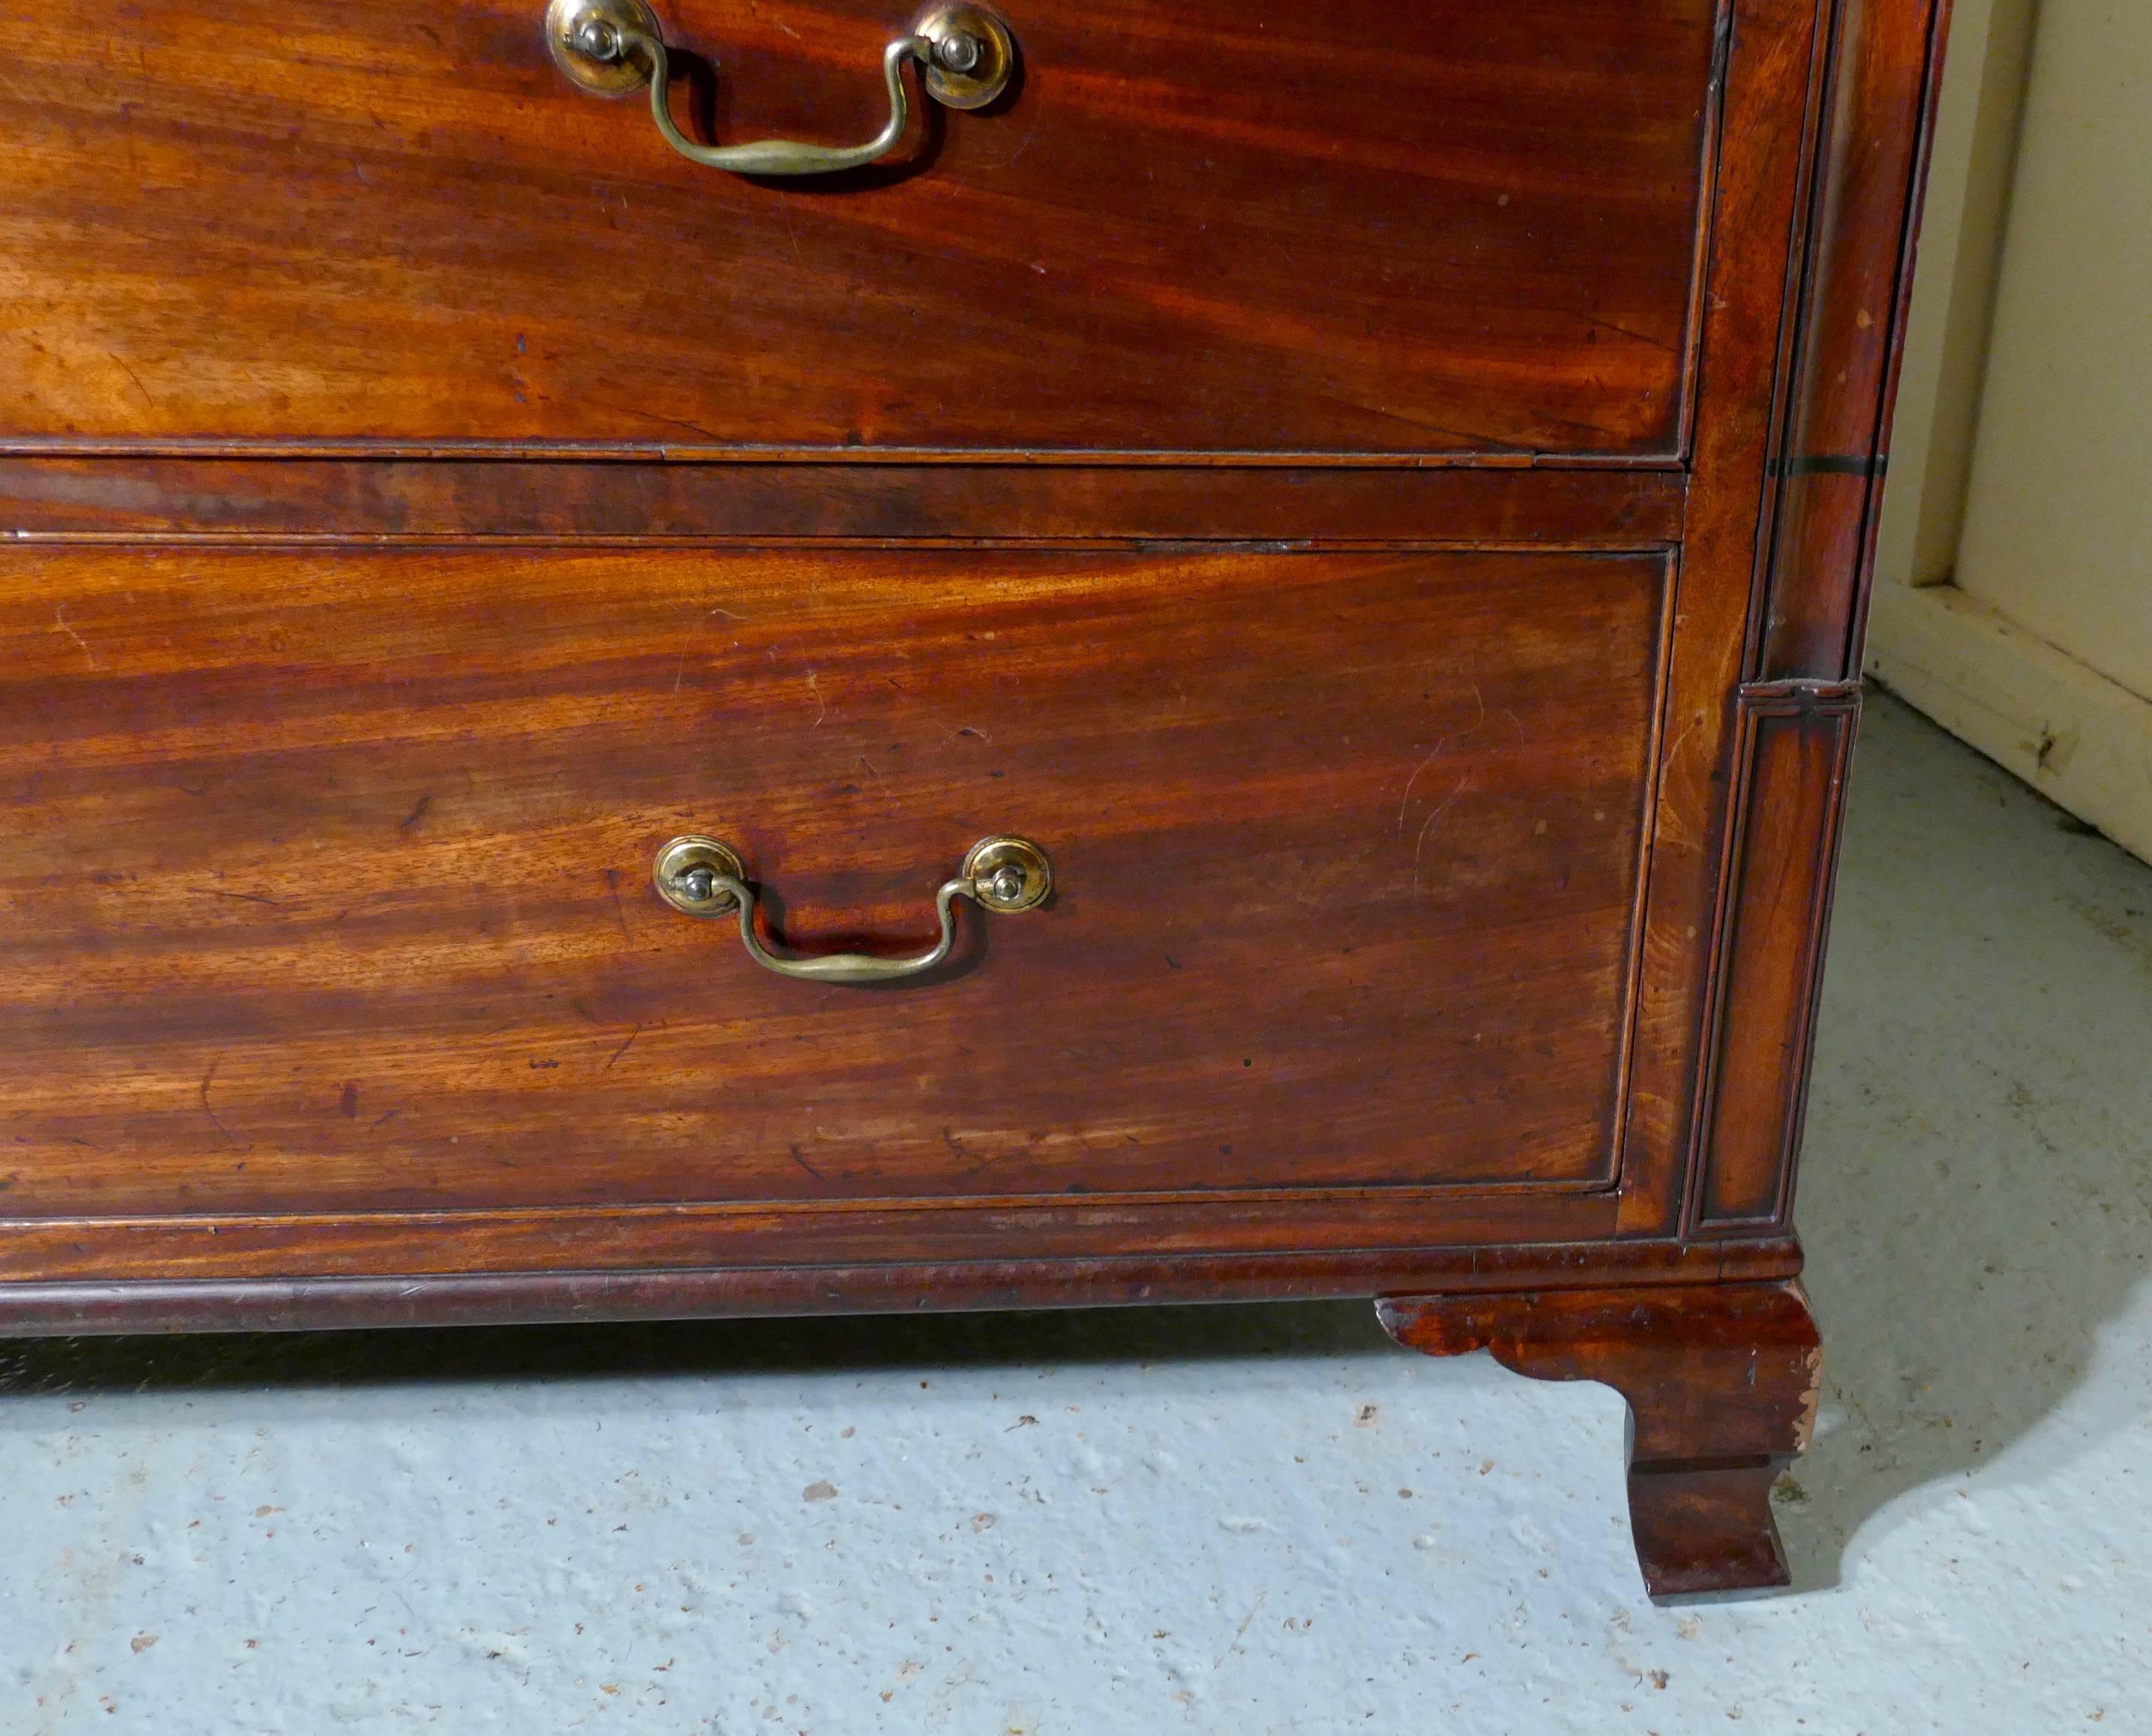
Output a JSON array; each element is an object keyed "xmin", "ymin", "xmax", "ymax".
[{"xmin": 1868, "ymin": 0, "xmax": 2152, "ymax": 865}]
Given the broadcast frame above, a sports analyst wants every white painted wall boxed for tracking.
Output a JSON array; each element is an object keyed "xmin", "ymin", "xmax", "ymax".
[
  {"xmin": 1951, "ymin": 1, "xmax": 2152, "ymax": 700},
  {"xmin": 1868, "ymin": 0, "xmax": 2152, "ymax": 864},
  {"xmin": 1872, "ymin": 0, "xmax": 2038, "ymax": 595}
]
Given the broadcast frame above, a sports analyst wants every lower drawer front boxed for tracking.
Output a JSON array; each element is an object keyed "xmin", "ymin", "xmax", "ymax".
[{"xmin": 0, "ymin": 545, "xmax": 1665, "ymax": 1221}]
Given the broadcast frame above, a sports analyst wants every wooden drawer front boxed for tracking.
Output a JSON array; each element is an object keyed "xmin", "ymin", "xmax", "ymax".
[
  {"xmin": 5, "ymin": 0, "xmax": 1718, "ymax": 457},
  {"xmin": 0, "ymin": 545, "xmax": 1664, "ymax": 1219}
]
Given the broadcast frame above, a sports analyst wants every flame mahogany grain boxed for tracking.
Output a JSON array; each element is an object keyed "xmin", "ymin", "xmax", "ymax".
[
  {"xmin": 1, "ymin": 0, "xmax": 1721, "ymax": 457},
  {"xmin": 0, "ymin": 0, "xmax": 1950, "ymax": 1603},
  {"xmin": 0, "ymin": 544, "xmax": 1667, "ymax": 1219}
]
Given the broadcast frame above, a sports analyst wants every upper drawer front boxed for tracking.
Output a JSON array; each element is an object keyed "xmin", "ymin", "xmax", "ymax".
[{"xmin": 4, "ymin": 0, "xmax": 1720, "ymax": 456}]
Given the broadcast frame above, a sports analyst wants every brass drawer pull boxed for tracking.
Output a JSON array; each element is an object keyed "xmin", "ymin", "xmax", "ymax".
[
  {"xmin": 546, "ymin": 0, "xmax": 1015, "ymax": 177},
  {"xmin": 653, "ymin": 835, "xmax": 1050, "ymax": 983}
]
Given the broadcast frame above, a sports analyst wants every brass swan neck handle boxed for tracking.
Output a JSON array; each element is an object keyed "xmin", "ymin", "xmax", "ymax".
[
  {"xmin": 653, "ymin": 835, "xmax": 1051, "ymax": 985},
  {"xmin": 546, "ymin": 0, "xmax": 1016, "ymax": 178}
]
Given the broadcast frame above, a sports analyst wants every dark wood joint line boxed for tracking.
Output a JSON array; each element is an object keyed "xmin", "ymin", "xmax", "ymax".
[
  {"xmin": 1684, "ymin": 677, "xmax": 1861, "ymax": 1237},
  {"xmin": 0, "ymin": 458, "xmax": 1689, "ymax": 547},
  {"xmin": 1771, "ymin": 451, "xmax": 1887, "ymax": 478}
]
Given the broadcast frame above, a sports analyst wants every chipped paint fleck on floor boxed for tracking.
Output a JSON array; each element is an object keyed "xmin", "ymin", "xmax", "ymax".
[{"xmin": 2, "ymin": 692, "xmax": 2148, "ymax": 1733}]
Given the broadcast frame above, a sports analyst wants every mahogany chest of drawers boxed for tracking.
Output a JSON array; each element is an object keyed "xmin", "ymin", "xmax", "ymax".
[{"xmin": 0, "ymin": 0, "xmax": 1947, "ymax": 1597}]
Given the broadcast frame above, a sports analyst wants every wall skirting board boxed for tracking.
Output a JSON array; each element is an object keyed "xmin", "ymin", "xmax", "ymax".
[{"xmin": 1866, "ymin": 579, "xmax": 2152, "ymax": 866}]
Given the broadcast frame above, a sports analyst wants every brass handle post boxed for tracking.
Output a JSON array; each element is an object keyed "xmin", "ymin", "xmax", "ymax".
[
  {"xmin": 653, "ymin": 835, "xmax": 1049, "ymax": 985},
  {"xmin": 547, "ymin": 0, "xmax": 1015, "ymax": 177}
]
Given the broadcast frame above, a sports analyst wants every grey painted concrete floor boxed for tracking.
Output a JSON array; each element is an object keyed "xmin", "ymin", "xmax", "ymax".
[{"xmin": 2, "ymin": 689, "xmax": 2148, "ymax": 1734}]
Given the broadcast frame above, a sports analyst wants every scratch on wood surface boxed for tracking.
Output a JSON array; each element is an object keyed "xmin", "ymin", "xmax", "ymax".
[
  {"xmin": 602, "ymin": 1025, "xmax": 641, "ymax": 1072},
  {"xmin": 745, "ymin": 0, "xmax": 801, "ymax": 37},
  {"xmin": 1397, "ymin": 682, "xmax": 1483, "ymax": 835},
  {"xmin": 1410, "ymin": 776, "xmax": 1470, "ymax": 892},
  {"xmin": 600, "ymin": 403, "xmax": 722, "ymax": 442},
  {"xmin": 197, "ymin": 1056, "xmax": 248, "ymax": 1153},
  {"xmin": 672, "ymin": 604, "xmax": 746, "ymax": 692},
  {"xmin": 1001, "ymin": 113, "xmax": 1040, "ymax": 167},
  {"xmin": 1397, "ymin": 744, "xmax": 1445, "ymax": 835},
  {"xmin": 106, "ymin": 350, "xmax": 155, "ymax": 409},
  {"xmin": 1662, "ymin": 707, "xmax": 1703, "ymax": 773},
  {"xmin": 53, "ymin": 605, "xmax": 98, "ymax": 669},
  {"xmin": 1574, "ymin": 310, "xmax": 1679, "ymax": 355}
]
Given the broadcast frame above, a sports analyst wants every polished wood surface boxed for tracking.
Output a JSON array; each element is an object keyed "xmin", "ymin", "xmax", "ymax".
[
  {"xmin": 1609, "ymin": 0, "xmax": 1837, "ymax": 1240},
  {"xmin": 0, "ymin": 1188, "xmax": 1627, "ymax": 1285},
  {"xmin": 1380, "ymin": 1279, "xmax": 1823, "ymax": 1597},
  {"xmin": 0, "ymin": 0, "xmax": 1955, "ymax": 1602},
  {"xmin": 1764, "ymin": 0, "xmax": 1955, "ymax": 679},
  {"xmin": 1689, "ymin": 679, "xmax": 1859, "ymax": 1231},
  {"xmin": 0, "ymin": 544, "xmax": 1663, "ymax": 1219},
  {"xmin": 2, "ymin": 0, "xmax": 1718, "ymax": 456}
]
